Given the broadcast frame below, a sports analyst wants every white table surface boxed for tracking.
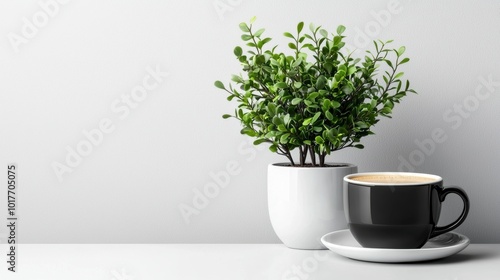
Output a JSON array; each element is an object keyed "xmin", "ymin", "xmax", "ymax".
[{"xmin": 0, "ymin": 244, "xmax": 499, "ymax": 280}]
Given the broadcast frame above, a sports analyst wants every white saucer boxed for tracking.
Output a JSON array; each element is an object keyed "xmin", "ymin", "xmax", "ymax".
[{"xmin": 321, "ymin": 229, "xmax": 470, "ymax": 263}]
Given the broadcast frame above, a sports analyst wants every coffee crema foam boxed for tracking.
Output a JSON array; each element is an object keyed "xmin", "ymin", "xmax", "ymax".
[{"xmin": 350, "ymin": 175, "xmax": 436, "ymax": 184}]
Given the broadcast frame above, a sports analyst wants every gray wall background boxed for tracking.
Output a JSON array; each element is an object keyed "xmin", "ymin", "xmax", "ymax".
[{"xmin": 0, "ymin": 0, "xmax": 499, "ymax": 243}]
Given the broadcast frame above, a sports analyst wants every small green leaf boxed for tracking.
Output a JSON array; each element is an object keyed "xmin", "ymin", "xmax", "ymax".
[
  {"xmin": 313, "ymin": 126, "xmax": 322, "ymax": 132},
  {"xmin": 396, "ymin": 80, "xmax": 402, "ymax": 92},
  {"xmin": 384, "ymin": 59, "xmax": 393, "ymax": 68},
  {"xmin": 222, "ymin": 114, "xmax": 232, "ymax": 119},
  {"xmin": 249, "ymin": 16, "xmax": 257, "ymax": 24},
  {"xmin": 322, "ymin": 99, "xmax": 330, "ymax": 110},
  {"xmin": 325, "ymin": 110, "xmax": 333, "ymax": 120},
  {"xmin": 347, "ymin": 66, "xmax": 356, "ymax": 75},
  {"xmin": 294, "ymin": 82, "xmax": 302, "ymax": 88},
  {"xmin": 231, "ymin": 75, "xmax": 242, "ymax": 83},
  {"xmin": 291, "ymin": 98, "xmax": 302, "ymax": 105},
  {"xmin": 255, "ymin": 54, "xmax": 265, "ymax": 65},
  {"xmin": 284, "ymin": 32, "xmax": 295, "ymax": 39},
  {"xmin": 280, "ymin": 133, "xmax": 290, "ymax": 143},
  {"xmin": 272, "ymin": 116, "xmax": 283, "ymax": 125},
  {"xmin": 269, "ymin": 144, "xmax": 278, "ymax": 153},
  {"xmin": 291, "ymin": 58, "xmax": 302, "ymax": 68},
  {"xmin": 253, "ymin": 138, "xmax": 267, "ymax": 145},
  {"xmin": 267, "ymin": 103, "xmax": 276, "ymax": 115},
  {"xmin": 394, "ymin": 92, "xmax": 406, "ymax": 99},
  {"xmin": 214, "ymin": 81, "xmax": 225, "ymax": 90},
  {"xmin": 355, "ymin": 121, "xmax": 368, "ymax": 129},
  {"xmin": 312, "ymin": 112, "xmax": 321, "ymax": 124},
  {"xmin": 333, "ymin": 36, "xmax": 342, "ymax": 45},
  {"xmin": 337, "ymin": 25, "xmax": 346, "ymax": 35},
  {"xmin": 254, "ymin": 28, "xmax": 265, "ymax": 37},
  {"xmin": 400, "ymin": 57, "xmax": 410, "ymax": 64},
  {"xmin": 342, "ymin": 85, "xmax": 353, "ymax": 94},
  {"xmin": 335, "ymin": 70, "xmax": 346, "ymax": 80},
  {"xmin": 265, "ymin": 131, "xmax": 275, "ymax": 138},
  {"xmin": 316, "ymin": 76, "xmax": 327, "ymax": 89},
  {"xmin": 277, "ymin": 124, "xmax": 287, "ymax": 132},
  {"xmin": 330, "ymin": 100, "xmax": 341, "ymax": 109},
  {"xmin": 288, "ymin": 42, "xmax": 297, "ymax": 50},
  {"xmin": 303, "ymin": 118, "xmax": 312, "ymax": 126},
  {"xmin": 238, "ymin": 55, "xmax": 248, "ymax": 63},
  {"xmin": 397, "ymin": 46, "xmax": 406, "ymax": 56},
  {"xmin": 381, "ymin": 107, "xmax": 392, "ymax": 114},
  {"xmin": 327, "ymin": 128, "xmax": 338, "ymax": 140},
  {"xmin": 354, "ymin": 144, "xmax": 364, "ymax": 149},
  {"xmin": 233, "ymin": 46, "xmax": 242, "ymax": 57},
  {"xmin": 319, "ymin": 29, "xmax": 328, "ymax": 37},
  {"xmin": 276, "ymin": 82, "xmax": 288, "ymax": 89},
  {"xmin": 305, "ymin": 22, "xmax": 313, "ymax": 32},
  {"xmin": 257, "ymin": 37, "xmax": 272, "ymax": 49},
  {"xmin": 384, "ymin": 100, "xmax": 394, "ymax": 109},
  {"xmin": 239, "ymin": 22, "xmax": 250, "ymax": 32},
  {"xmin": 324, "ymin": 62, "xmax": 333, "ymax": 73},
  {"xmin": 394, "ymin": 72, "xmax": 405, "ymax": 79},
  {"xmin": 284, "ymin": 114, "xmax": 291, "ymax": 125},
  {"xmin": 315, "ymin": 136, "xmax": 324, "ymax": 144},
  {"xmin": 297, "ymin": 22, "xmax": 304, "ymax": 33},
  {"xmin": 307, "ymin": 92, "xmax": 319, "ymax": 100},
  {"xmin": 241, "ymin": 127, "xmax": 256, "ymax": 137},
  {"xmin": 241, "ymin": 34, "xmax": 252, "ymax": 41}
]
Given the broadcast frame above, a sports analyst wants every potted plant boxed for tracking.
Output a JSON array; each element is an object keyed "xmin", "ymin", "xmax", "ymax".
[{"xmin": 215, "ymin": 18, "xmax": 416, "ymax": 249}]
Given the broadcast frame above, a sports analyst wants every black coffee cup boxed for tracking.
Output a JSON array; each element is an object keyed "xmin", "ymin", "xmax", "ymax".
[{"xmin": 343, "ymin": 172, "xmax": 470, "ymax": 249}]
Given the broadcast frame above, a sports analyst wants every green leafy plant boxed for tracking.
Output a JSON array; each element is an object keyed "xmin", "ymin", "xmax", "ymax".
[{"xmin": 215, "ymin": 18, "xmax": 416, "ymax": 167}]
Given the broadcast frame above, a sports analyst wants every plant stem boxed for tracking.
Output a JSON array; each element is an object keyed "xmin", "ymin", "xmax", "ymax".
[
  {"xmin": 279, "ymin": 145, "xmax": 295, "ymax": 166},
  {"xmin": 319, "ymin": 153, "xmax": 326, "ymax": 167},
  {"xmin": 298, "ymin": 146, "xmax": 304, "ymax": 166},
  {"xmin": 302, "ymin": 146, "xmax": 308, "ymax": 166},
  {"xmin": 309, "ymin": 146, "xmax": 316, "ymax": 166},
  {"xmin": 287, "ymin": 150, "xmax": 295, "ymax": 166}
]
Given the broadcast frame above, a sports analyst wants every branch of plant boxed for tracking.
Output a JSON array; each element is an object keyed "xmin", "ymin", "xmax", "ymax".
[{"xmin": 217, "ymin": 20, "xmax": 416, "ymax": 167}]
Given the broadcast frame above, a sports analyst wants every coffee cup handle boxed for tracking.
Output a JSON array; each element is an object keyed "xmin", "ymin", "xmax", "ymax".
[{"xmin": 430, "ymin": 186, "xmax": 470, "ymax": 239}]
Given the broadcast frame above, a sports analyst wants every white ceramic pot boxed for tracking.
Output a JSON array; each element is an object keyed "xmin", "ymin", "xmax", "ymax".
[{"xmin": 268, "ymin": 163, "xmax": 357, "ymax": 249}]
